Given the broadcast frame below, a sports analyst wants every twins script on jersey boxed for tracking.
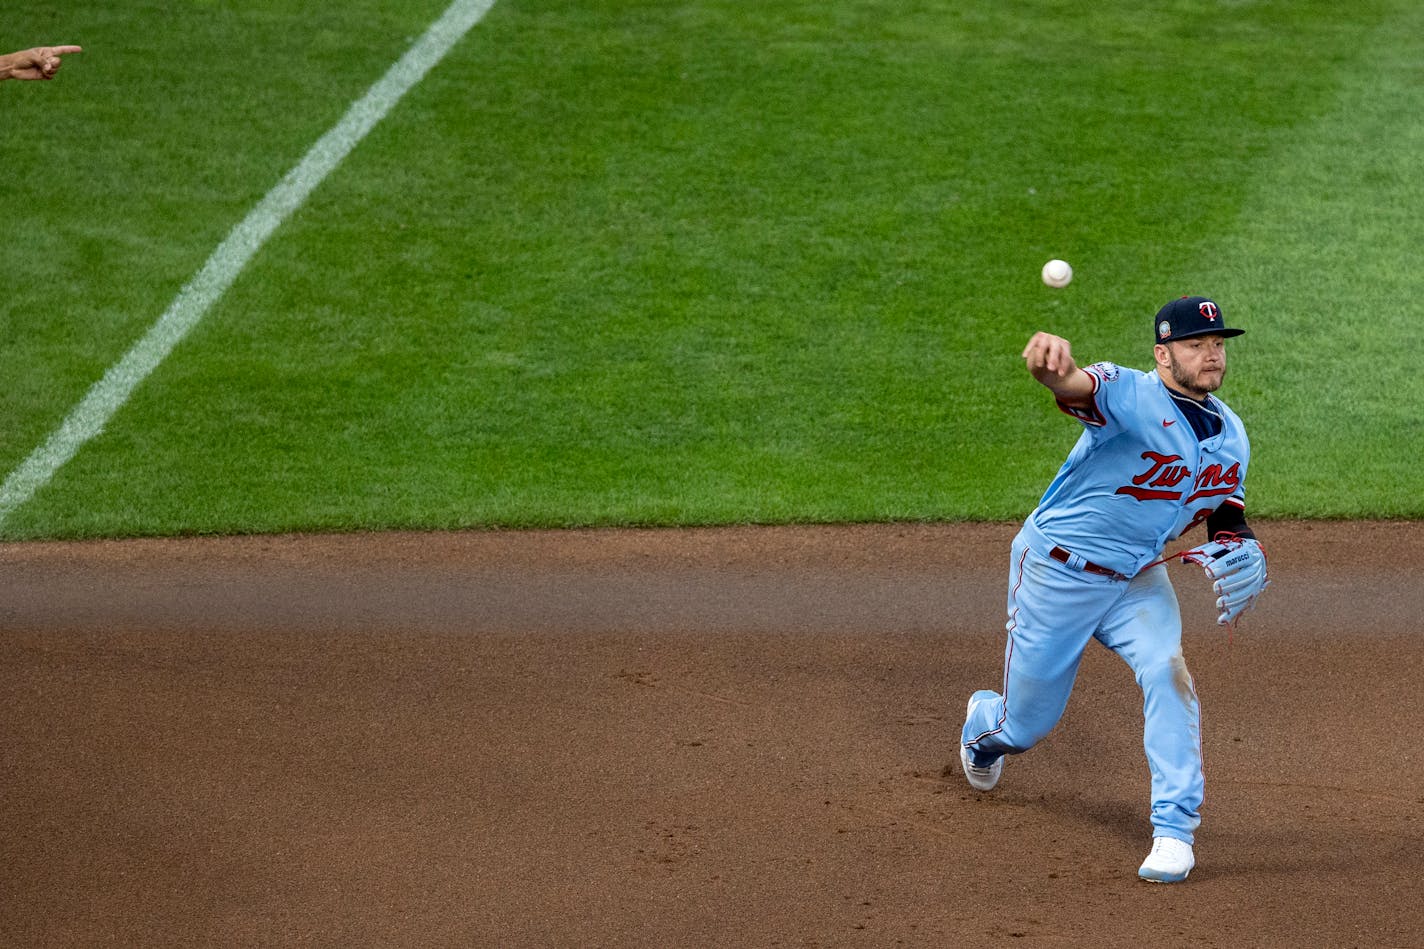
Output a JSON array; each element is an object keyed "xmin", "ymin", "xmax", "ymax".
[{"xmin": 1028, "ymin": 362, "xmax": 1250, "ymax": 577}]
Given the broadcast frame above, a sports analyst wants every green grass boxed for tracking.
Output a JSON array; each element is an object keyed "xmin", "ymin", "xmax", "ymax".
[{"xmin": 2, "ymin": 0, "xmax": 1422, "ymax": 539}]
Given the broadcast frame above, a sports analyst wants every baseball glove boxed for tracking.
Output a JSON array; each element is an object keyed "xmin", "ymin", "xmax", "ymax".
[{"xmin": 1180, "ymin": 533, "xmax": 1269, "ymax": 626}]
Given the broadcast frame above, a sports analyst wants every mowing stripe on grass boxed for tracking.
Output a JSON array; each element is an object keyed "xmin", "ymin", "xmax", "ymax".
[{"xmin": 0, "ymin": 0, "xmax": 497, "ymax": 530}]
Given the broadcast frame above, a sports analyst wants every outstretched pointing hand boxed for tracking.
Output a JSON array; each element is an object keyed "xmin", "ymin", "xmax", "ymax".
[{"xmin": 1, "ymin": 46, "xmax": 83, "ymax": 81}]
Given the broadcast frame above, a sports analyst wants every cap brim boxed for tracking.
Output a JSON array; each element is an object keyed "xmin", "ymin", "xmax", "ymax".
[{"xmin": 1167, "ymin": 327, "xmax": 1245, "ymax": 340}]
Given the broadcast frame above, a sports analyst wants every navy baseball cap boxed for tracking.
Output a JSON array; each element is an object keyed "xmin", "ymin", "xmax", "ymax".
[{"xmin": 1154, "ymin": 296, "xmax": 1244, "ymax": 344}]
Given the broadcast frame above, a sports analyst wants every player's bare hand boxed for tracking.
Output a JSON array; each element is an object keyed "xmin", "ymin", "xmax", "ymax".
[
  {"xmin": 1022, "ymin": 332, "xmax": 1095, "ymax": 404},
  {"xmin": 1022, "ymin": 332, "xmax": 1078, "ymax": 383},
  {"xmin": 0, "ymin": 45, "xmax": 82, "ymax": 81}
]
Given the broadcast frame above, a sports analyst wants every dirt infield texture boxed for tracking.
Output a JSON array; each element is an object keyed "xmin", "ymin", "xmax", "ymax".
[{"xmin": 3, "ymin": 521, "xmax": 1422, "ymax": 947}]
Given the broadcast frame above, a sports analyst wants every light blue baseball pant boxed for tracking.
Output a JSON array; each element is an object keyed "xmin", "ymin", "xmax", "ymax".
[{"xmin": 961, "ymin": 528, "xmax": 1203, "ymax": 844}]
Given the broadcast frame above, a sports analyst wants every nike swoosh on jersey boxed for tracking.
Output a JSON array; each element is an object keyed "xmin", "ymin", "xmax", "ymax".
[{"xmin": 1162, "ymin": 419, "xmax": 1176, "ymax": 427}]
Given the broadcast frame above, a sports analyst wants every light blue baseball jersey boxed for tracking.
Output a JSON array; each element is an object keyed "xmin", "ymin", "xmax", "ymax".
[{"xmin": 1027, "ymin": 362, "xmax": 1250, "ymax": 577}]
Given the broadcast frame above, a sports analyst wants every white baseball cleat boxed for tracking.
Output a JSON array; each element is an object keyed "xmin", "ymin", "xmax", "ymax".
[
  {"xmin": 959, "ymin": 694, "xmax": 1004, "ymax": 791},
  {"xmin": 959, "ymin": 743, "xmax": 1003, "ymax": 791},
  {"xmin": 1138, "ymin": 836, "xmax": 1195, "ymax": 883}
]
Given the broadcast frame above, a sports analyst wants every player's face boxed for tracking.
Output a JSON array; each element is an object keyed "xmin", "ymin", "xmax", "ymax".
[{"xmin": 1158, "ymin": 335, "xmax": 1227, "ymax": 397}]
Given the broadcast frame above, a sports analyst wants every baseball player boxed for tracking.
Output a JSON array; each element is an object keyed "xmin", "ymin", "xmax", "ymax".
[{"xmin": 958, "ymin": 296, "xmax": 1269, "ymax": 883}]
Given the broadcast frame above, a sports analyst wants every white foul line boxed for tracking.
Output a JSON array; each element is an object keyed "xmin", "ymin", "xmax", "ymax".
[{"xmin": 0, "ymin": 0, "xmax": 497, "ymax": 530}]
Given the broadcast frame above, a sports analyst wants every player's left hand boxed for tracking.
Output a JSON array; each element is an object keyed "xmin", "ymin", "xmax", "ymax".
[{"xmin": 1180, "ymin": 534, "xmax": 1268, "ymax": 626}]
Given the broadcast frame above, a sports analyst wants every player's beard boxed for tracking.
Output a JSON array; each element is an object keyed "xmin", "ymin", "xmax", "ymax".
[{"xmin": 1167, "ymin": 350, "xmax": 1224, "ymax": 398}]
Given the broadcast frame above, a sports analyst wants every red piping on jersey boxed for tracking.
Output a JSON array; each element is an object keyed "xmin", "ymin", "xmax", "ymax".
[{"xmin": 1192, "ymin": 668, "xmax": 1207, "ymax": 805}]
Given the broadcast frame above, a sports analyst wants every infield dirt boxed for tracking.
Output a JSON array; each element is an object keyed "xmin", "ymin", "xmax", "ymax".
[{"xmin": 3, "ymin": 521, "xmax": 1421, "ymax": 946}]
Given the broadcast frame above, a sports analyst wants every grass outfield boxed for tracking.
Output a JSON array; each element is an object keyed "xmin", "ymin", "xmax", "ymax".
[{"xmin": 2, "ymin": 0, "xmax": 1421, "ymax": 540}]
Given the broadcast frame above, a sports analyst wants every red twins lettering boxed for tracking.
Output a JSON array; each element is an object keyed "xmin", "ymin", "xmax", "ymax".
[
  {"xmin": 1184, "ymin": 462, "xmax": 1240, "ymax": 504},
  {"xmin": 1115, "ymin": 453, "xmax": 1239, "ymax": 503},
  {"xmin": 1115, "ymin": 452, "xmax": 1191, "ymax": 500}
]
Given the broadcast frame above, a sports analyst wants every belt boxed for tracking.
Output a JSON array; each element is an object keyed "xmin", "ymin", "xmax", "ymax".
[{"xmin": 1049, "ymin": 546, "xmax": 1128, "ymax": 581}]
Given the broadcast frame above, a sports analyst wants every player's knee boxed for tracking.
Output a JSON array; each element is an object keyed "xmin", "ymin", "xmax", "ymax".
[{"xmin": 1137, "ymin": 653, "xmax": 1197, "ymax": 705}]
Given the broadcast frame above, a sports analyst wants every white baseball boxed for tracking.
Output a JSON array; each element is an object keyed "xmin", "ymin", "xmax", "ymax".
[{"xmin": 1041, "ymin": 259, "xmax": 1073, "ymax": 288}]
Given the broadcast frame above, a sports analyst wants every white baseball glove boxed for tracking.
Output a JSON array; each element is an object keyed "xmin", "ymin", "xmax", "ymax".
[{"xmin": 1180, "ymin": 534, "xmax": 1269, "ymax": 626}]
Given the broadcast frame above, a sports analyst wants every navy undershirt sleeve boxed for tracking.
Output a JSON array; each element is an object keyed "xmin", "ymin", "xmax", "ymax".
[{"xmin": 1206, "ymin": 504, "xmax": 1254, "ymax": 541}]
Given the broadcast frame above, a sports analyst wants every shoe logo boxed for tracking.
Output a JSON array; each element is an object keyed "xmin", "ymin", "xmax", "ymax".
[{"xmin": 1162, "ymin": 419, "xmax": 1176, "ymax": 427}]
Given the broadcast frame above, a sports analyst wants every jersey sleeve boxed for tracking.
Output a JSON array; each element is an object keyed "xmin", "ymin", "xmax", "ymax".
[{"xmin": 1055, "ymin": 362, "xmax": 1130, "ymax": 434}]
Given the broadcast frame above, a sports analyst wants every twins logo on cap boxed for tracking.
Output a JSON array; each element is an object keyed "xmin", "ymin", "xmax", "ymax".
[{"xmin": 1153, "ymin": 295, "xmax": 1245, "ymax": 343}]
